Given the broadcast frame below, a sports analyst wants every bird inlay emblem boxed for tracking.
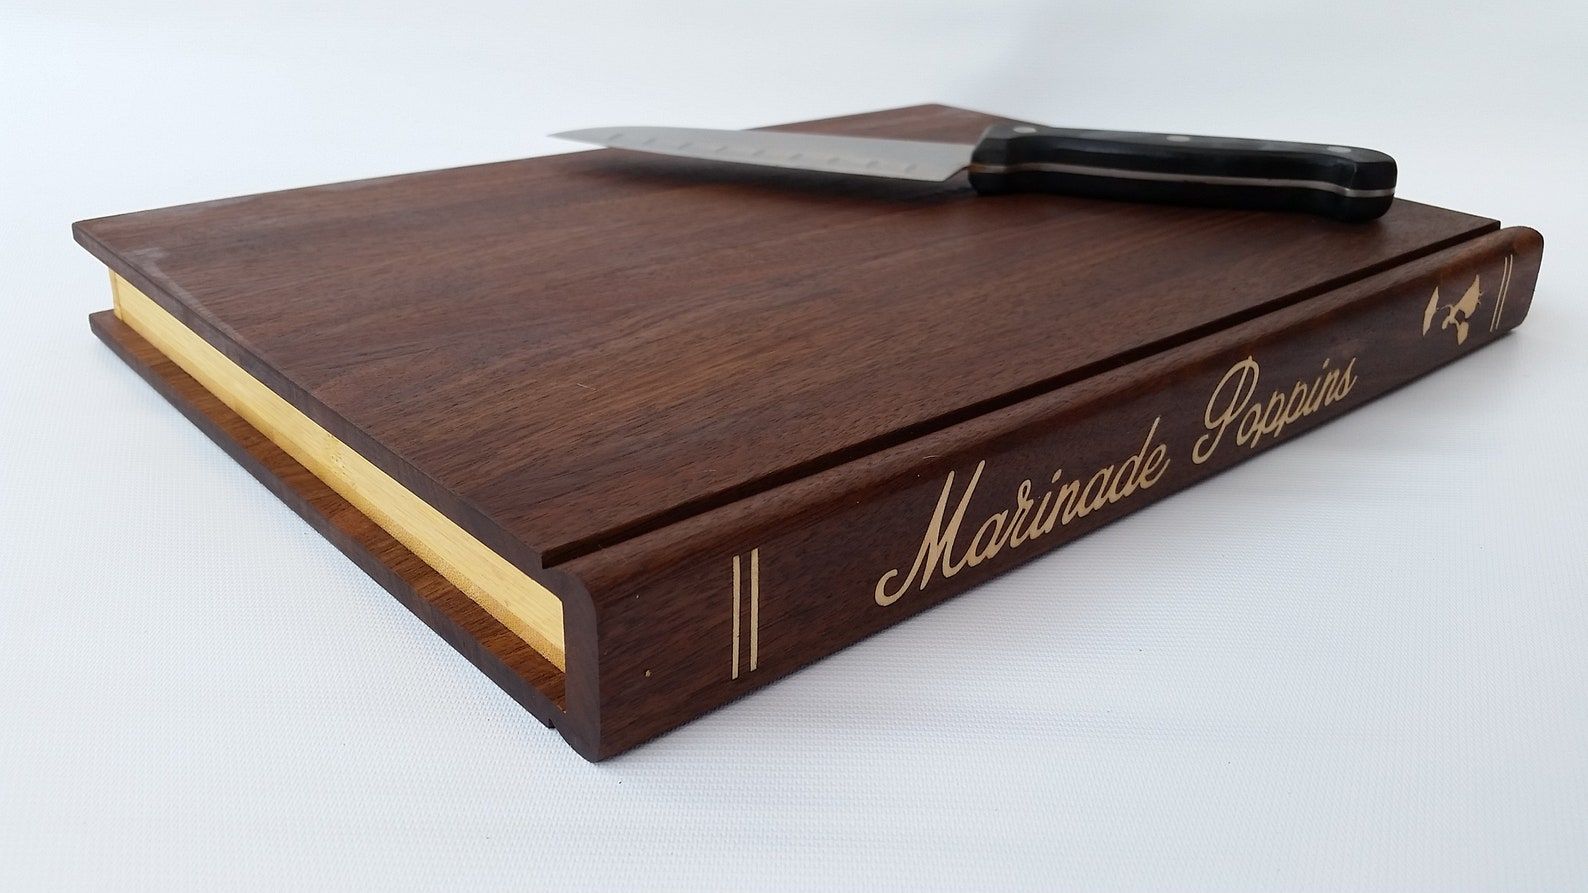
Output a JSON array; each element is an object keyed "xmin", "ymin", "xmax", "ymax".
[{"xmin": 1422, "ymin": 274, "xmax": 1481, "ymax": 345}]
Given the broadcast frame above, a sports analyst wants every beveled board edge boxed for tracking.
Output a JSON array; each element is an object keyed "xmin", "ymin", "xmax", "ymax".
[
  {"xmin": 90, "ymin": 310, "xmax": 610, "ymax": 761},
  {"xmin": 71, "ymin": 224, "xmax": 555, "ymax": 587}
]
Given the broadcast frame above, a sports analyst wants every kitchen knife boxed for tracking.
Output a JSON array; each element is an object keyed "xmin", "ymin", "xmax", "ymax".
[{"xmin": 552, "ymin": 124, "xmax": 1397, "ymax": 222}]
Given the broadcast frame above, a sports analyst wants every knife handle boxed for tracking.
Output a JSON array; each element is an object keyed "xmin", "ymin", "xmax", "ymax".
[{"xmin": 967, "ymin": 124, "xmax": 1396, "ymax": 222}]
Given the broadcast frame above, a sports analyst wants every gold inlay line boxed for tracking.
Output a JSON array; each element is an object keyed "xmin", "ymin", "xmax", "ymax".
[
  {"xmin": 749, "ymin": 548, "xmax": 759, "ymax": 672},
  {"xmin": 731, "ymin": 554, "xmax": 742, "ymax": 680},
  {"xmin": 1491, "ymin": 254, "xmax": 1514, "ymax": 333}
]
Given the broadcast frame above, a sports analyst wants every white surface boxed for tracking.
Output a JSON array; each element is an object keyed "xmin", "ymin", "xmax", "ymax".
[{"xmin": 2, "ymin": 2, "xmax": 1586, "ymax": 889}]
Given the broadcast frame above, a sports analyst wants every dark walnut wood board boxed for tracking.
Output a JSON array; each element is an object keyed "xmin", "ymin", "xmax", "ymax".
[{"xmin": 79, "ymin": 104, "xmax": 1543, "ymax": 760}]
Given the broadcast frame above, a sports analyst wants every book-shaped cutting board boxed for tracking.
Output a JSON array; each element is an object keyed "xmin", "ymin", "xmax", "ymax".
[{"xmin": 79, "ymin": 105, "xmax": 1543, "ymax": 760}]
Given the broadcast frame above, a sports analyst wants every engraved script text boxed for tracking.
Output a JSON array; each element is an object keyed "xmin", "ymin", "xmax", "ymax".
[{"xmin": 874, "ymin": 418, "xmax": 1168, "ymax": 606}]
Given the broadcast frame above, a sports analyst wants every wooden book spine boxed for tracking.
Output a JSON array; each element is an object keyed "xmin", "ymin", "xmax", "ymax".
[{"xmin": 566, "ymin": 226, "xmax": 1542, "ymax": 758}]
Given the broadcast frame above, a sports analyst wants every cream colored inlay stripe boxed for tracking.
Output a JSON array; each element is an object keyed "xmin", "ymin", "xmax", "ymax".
[
  {"xmin": 109, "ymin": 272, "xmax": 566, "ymax": 671},
  {"xmin": 1490, "ymin": 254, "xmax": 1514, "ymax": 333},
  {"xmin": 750, "ymin": 549, "xmax": 760, "ymax": 672},
  {"xmin": 731, "ymin": 549, "xmax": 760, "ymax": 679},
  {"xmin": 731, "ymin": 554, "xmax": 742, "ymax": 680}
]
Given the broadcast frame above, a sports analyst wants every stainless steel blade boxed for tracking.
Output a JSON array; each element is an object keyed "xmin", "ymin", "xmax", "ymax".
[{"xmin": 551, "ymin": 126, "xmax": 974, "ymax": 182}]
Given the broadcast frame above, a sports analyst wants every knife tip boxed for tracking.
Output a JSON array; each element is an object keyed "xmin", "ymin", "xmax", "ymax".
[{"xmin": 550, "ymin": 129, "xmax": 611, "ymax": 145}]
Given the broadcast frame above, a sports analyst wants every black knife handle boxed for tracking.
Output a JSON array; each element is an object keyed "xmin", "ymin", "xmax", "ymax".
[{"xmin": 967, "ymin": 123, "xmax": 1397, "ymax": 222}]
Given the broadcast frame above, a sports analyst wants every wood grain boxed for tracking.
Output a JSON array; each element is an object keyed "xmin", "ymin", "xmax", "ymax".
[
  {"xmin": 74, "ymin": 105, "xmax": 1497, "ymax": 570},
  {"xmin": 569, "ymin": 225, "xmax": 1541, "ymax": 756},
  {"xmin": 80, "ymin": 105, "xmax": 1541, "ymax": 760}
]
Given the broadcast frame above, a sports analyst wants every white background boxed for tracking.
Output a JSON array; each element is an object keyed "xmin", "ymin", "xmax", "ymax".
[{"xmin": 3, "ymin": 2, "xmax": 1585, "ymax": 889}]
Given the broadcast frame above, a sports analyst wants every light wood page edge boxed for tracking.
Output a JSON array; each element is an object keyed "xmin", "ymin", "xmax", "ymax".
[{"xmin": 109, "ymin": 272, "xmax": 567, "ymax": 671}]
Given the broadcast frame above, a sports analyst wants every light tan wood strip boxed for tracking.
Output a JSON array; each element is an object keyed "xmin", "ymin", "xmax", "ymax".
[
  {"xmin": 731, "ymin": 554, "xmax": 742, "ymax": 680},
  {"xmin": 750, "ymin": 548, "xmax": 759, "ymax": 672},
  {"xmin": 110, "ymin": 272, "xmax": 566, "ymax": 671}
]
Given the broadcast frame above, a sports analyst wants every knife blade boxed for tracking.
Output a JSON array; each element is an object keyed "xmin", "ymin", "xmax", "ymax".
[{"xmin": 551, "ymin": 124, "xmax": 1397, "ymax": 222}]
